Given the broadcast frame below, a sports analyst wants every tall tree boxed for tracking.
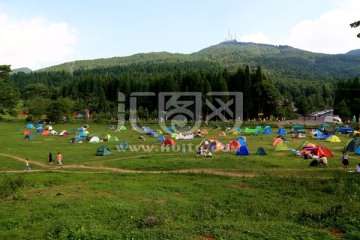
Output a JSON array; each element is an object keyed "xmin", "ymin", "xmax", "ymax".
[
  {"xmin": 0, "ymin": 65, "xmax": 19, "ymax": 116},
  {"xmin": 350, "ymin": 20, "xmax": 360, "ymax": 38}
]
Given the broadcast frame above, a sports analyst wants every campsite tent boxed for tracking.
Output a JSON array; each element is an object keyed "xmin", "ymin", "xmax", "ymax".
[
  {"xmin": 95, "ymin": 146, "xmax": 112, "ymax": 156},
  {"xmin": 108, "ymin": 136, "xmax": 119, "ymax": 142},
  {"xmin": 157, "ymin": 136, "xmax": 165, "ymax": 142},
  {"xmin": 208, "ymin": 141, "xmax": 224, "ymax": 152},
  {"xmin": 256, "ymin": 147, "xmax": 267, "ymax": 155},
  {"xmin": 70, "ymin": 137, "xmax": 82, "ymax": 143},
  {"xmin": 184, "ymin": 133, "xmax": 194, "ymax": 140},
  {"xmin": 355, "ymin": 146, "xmax": 360, "ymax": 155},
  {"xmin": 277, "ymin": 128, "xmax": 287, "ymax": 135},
  {"xmin": 326, "ymin": 135, "xmax": 341, "ymax": 142},
  {"xmin": 245, "ymin": 128, "xmax": 262, "ymax": 134},
  {"xmin": 171, "ymin": 133, "xmax": 178, "ymax": 139},
  {"xmin": 42, "ymin": 130, "xmax": 50, "ymax": 136},
  {"xmin": 119, "ymin": 125, "xmax": 126, "ymax": 131},
  {"xmin": 118, "ymin": 141, "xmax": 128, "ymax": 151},
  {"xmin": 175, "ymin": 133, "xmax": 185, "ymax": 140},
  {"xmin": 26, "ymin": 123, "xmax": 35, "ymax": 129},
  {"xmin": 229, "ymin": 140, "xmax": 241, "ymax": 150},
  {"xmin": 272, "ymin": 137, "xmax": 283, "ymax": 146},
  {"xmin": 274, "ymin": 141, "xmax": 290, "ymax": 151},
  {"xmin": 237, "ymin": 138, "xmax": 247, "ymax": 147},
  {"xmin": 59, "ymin": 130, "xmax": 69, "ymax": 136},
  {"xmin": 263, "ymin": 128, "xmax": 272, "ymax": 134},
  {"xmin": 311, "ymin": 146, "xmax": 334, "ymax": 158},
  {"xmin": 294, "ymin": 133, "xmax": 306, "ymax": 138},
  {"xmin": 292, "ymin": 125, "xmax": 305, "ymax": 133},
  {"xmin": 200, "ymin": 139, "xmax": 211, "ymax": 149},
  {"xmin": 89, "ymin": 136, "xmax": 100, "ymax": 143},
  {"xmin": 219, "ymin": 131, "xmax": 226, "ymax": 137},
  {"xmin": 235, "ymin": 127, "xmax": 243, "ymax": 133},
  {"xmin": 162, "ymin": 138, "xmax": 175, "ymax": 146},
  {"xmin": 236, "ymin": 146, "xmax": 250, "ymax": 155},
  {"xmin": 344, "ymin": 137, "xmax": 360, "ymax": 152}
]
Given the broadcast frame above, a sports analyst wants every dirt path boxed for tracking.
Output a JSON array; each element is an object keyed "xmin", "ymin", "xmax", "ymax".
[{"xmin": 0, "ymin": 153, "xmax": 255, "ymax": 178}]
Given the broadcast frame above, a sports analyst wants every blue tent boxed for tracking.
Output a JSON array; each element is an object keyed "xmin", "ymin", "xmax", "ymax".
[
  {"xmin": 355, "ymin": 146, "xmax": 360, "ymax": 155},
  {"xmin": 236, "ymin": 146, "xmax": 249, "ymax": 155},
  {"xmin": 167, "ymin": 126, "xmax": 174, "ymax": 133},
  {"xmin": 78, "ymin": 132, "xmax": 87, "ymax": 138},
  {"xmin": 237, "ymin": 138, "xmax": 247, "ymax": 147},
  {"xmin": 157, "ymin": 136, "xmax": 165, "ymax": 142},
  {"xmin": 236, "ymin": 127, "xmax": 243, "ymax": 133},
  {"xmin": 36, "ymin": 123, "xmax": 43, "ymax": 128},
  {"xmin": 277, "ymin": 128, "xmax": 287, "ymax": 135},
  {"xmin": 36, "ymin": 128, "xmax": 43, "ymax": 133},
  {"xmin": 26, "ymin": 123, "xmax": 35, "ymax": 129},
  {"xmin": 263, "ymin": 128, "xmax": 272, "ymax": 134}
]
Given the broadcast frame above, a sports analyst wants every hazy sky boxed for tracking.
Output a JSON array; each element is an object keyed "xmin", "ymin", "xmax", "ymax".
[{"xmin": 0, "ymin": 0, "xmax": 359, "ymax": 70}]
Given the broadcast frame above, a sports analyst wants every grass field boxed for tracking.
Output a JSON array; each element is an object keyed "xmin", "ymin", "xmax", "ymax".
[{"xmin": 1, "ymin": 121, "xmax": 360, "ymax": 239}]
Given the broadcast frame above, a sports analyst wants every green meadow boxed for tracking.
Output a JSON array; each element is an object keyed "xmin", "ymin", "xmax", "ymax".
[{"xmin": 1, "ymin": 121, "xmax": 360, "ymax": 239}]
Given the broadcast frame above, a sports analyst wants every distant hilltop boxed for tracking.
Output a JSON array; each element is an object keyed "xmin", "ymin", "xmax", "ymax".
[{"xmin": 13, "ymin": 41, "xmax": 360, "ymax": 81}]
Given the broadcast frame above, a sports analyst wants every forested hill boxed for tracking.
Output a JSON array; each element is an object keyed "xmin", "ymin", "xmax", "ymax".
[
  {"xmin": 193, "ymin": 41, "xmax": 360, "ymax": 81},
  {"xmin": 38, "ymin": 41, "xmax": 360, "ymax": 81}
]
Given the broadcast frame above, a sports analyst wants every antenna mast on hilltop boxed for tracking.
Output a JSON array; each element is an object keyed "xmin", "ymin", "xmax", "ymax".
[{"xmin": 225, "ymin": 28, "xmax": 237, "ymax": 42}]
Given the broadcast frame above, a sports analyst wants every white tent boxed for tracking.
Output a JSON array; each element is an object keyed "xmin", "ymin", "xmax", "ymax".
[{"xmin": 89, "ymin": 136, "xmax": 100, "ymax": 143}]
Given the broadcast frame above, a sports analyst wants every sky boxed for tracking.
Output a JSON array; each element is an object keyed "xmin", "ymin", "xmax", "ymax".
[{"xmin": 0, "ymin": 0, "xmax": 359, "ymax": 70}]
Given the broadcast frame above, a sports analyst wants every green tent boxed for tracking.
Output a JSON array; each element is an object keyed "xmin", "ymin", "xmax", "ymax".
[
  {"xmin": 292, "ymin": 125, "xmax": 305, "ymax": 133},
  {"xmin": 171, "ymin": 133, "xmax": 178, "ymax": 139},
  {"xmin": 297, "ymin": 140, "xmax": 309, "ymax": 150},
  {"xmin": 108, "ymin": 136, "xmax": 119, "ymax": 142},
  {"xmin": 96, "ymin": 146, "xmax": 112, "ymax": 156},
  {"xmin": 256, "ymin": 147, "xmax": 267, "ymax": 155},
  {"xmin": 118, "ymin": 141, "xmax": 128, "ymax": 151},
  {"xmin": 274, "ymin": 141, "xmax": 290, "ymax": 151},
  {"xmin": 119, "ymin": 125, "xmax": 126, "ymax": 130}
]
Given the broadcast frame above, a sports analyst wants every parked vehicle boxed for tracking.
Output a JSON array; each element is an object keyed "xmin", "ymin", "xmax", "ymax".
[{"xmin": 324, "ymin": 116, "xmax": 342, "ymax": 124}]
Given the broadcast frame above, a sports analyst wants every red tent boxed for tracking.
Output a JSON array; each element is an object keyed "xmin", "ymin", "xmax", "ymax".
[
  {"xmin": 229, "ymin": 140, "xmax": 241, "ymax": 149},
  {"xmin": 162, "ymin": 138, "xmax": 175, "ymax": 146},
  {"xmin": 311, "ymin": 146, "xmax": 334, "ymax": 158}
]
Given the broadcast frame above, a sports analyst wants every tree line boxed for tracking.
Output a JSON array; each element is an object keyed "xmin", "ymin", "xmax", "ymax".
[{"xmin": 1, "ymin": 62, "xmax": 345, "ymax": 123}]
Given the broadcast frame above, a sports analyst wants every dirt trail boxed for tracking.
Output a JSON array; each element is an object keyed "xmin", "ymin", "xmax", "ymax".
[{"xmin": 0, "ymin": 153, "xmax": 254, "ymax": 178}]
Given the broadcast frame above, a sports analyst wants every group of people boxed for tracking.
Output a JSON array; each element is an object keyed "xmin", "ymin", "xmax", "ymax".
[
  {"xmin": 307, "ymin": 151, "xmax": 360, "ymax": 173},
  {"xmin": 48, "ymin": 152, "xmax": 63, "ymax": 167},
  {"xmin": 196, "ymin": 146, "xmax": 212, "ymax": 158},
  {"xmin": 24, "ymin": 152, "xmax": 63, "ymax": 171}
]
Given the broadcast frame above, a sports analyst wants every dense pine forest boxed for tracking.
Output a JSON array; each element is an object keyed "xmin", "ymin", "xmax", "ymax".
[{"xmin": 2, "ymin": 41, "xmax": 360, "ymax": 123}]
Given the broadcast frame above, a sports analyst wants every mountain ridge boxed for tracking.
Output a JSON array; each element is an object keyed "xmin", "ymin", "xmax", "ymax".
[{"xmin": 34, "ymin": 41, "xmax": 360, "ymax": 81}]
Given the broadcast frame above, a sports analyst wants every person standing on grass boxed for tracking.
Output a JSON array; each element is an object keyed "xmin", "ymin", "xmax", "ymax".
[
  {"xmin": 342, "ymin": 151, "xmax": 349, "ymax": 170},
  {"xmin": 24, "ymin": 158, "xmax": 31, "ymax": 171},
  {"xmin": 57, "ymin": 152, "xmax": 63, "ymax": 167},
  {"xmin": 48, "ymin": 153, "xmax": 53, "ymax": 166}
]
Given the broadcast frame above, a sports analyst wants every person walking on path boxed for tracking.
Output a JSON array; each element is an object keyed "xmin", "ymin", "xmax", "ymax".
[
  {"xmin": 57, "ymin": 152, "xmax": 63, "ymax": 167},
  {"xmin": 48, "ymin": 153, "xmax": 53, "ymax": 166},
  {"xmin": 24, "ymin": 158, "xmax": 31, "ymax": 171},
  {"xmin": 342, "ymin": 151, "xmax": 349, "ymax": 171}
]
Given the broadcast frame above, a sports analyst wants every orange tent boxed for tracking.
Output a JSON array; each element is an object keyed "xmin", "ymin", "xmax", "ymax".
[
  {"xmin": 311, "ymin": 146, "xmax": 334, "ymax": 158},
  {"xmin": 162, "ymin": 138, "xmax": 175, "ymax": 146},
  {"xmin": 219, "ymin": 131, "xmax": 226, "ymax": 136},
  {"xmin": 23, "ymin": 130, "xmax": 31, "ymax": 136},
  {"xmin": 201, "ymin": 130, "xmax": 208, "ymax": 135},
  {"xmin": 272, "ymin": 137, "xmax": 283, "ymax": 146},
  {"xmin": 42, "ymin": 130, "xmax": 50, "ymax": 135}
]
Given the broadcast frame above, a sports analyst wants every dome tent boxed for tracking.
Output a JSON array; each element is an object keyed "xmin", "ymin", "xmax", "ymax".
[{"xmin": 95, "ymin": 146, "xmax": 112, "ymax": 156}]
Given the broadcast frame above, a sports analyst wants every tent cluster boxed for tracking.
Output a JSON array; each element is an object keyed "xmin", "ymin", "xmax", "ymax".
[{"xmin": 297, "ymin": 141, "xmax": 334, "ymax": 158}]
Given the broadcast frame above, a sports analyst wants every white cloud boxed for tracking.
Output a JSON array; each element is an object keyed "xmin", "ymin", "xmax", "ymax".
[
  {"xmin": 280, "ymin": 0, "xmax": 360, "ymax": 54},
  {"xmin": 239, "ymin": 32, "xmax": 270, "ymax": 44},
  {"xmin": 0, "ymin": 13, "xmax": 77, "ymax": 70}
]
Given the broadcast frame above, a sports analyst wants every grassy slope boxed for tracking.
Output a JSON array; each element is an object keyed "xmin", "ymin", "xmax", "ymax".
[{"xmin": 1, "ymin": 122, "xmax": 360, "ymax": 239}]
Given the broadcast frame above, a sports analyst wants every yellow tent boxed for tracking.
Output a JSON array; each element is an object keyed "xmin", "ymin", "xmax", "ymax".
[{"xmin": 326, "ymin": 135, "xmax": 341, "ymax": 142}]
